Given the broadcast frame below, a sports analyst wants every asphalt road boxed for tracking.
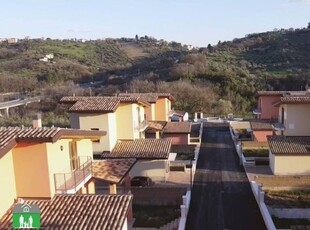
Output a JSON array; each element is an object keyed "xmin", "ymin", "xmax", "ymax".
[{"xmin": 185, "ymin": 122, "xmax": 266, "ymax": 230}]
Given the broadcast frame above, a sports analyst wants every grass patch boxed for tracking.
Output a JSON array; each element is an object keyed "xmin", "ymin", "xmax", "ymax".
[
  {"xmin": 272, "ymin": 216, "xmax": 310, "ymax": 229},
  {"xmin": 176, "ymin": 152, "xmax": 194, "ymax": 160},
  {"xmin": 133, "ymin": 205, "xmax": 180, "ymax": 228},
  {"xmin": 243, "ymin": 149, "xmax": 269, "ymax": 157},
  {"xmin": 265, "ymin": 190, "xmax": 310, "ymax": 208}
]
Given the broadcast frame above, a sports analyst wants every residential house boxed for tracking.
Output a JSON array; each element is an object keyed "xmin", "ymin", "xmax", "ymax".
[
  {"xmin": 169, "ymin": 110, "xmax": 189, "ymax": 122},
  {"xmin": 250, "ymin": 120, "xmax": 274, "ymax": 142},
  {"xmin": 146, "ymin": 121, "xmax": 192, "ymax": 145},
  {"xmin": 273, "ymin": 95, "xmax": 310, "ymax": 136},
  {"xmin": 0, "ymin": 194, "xmax": 133, "ymax": 230},
  {"xmin": 253, "ymin": 91, "xmax": 309, "ymax": 119},
  {"xmin": 60, "ymin": 96, "xmax": 150, "ymax": 154},
  {"xmin": 0, "ymin": 126, "xmax": 105, "ymax": 218},
  {"xmin": 7, "ymin": 38, "xmax": 18, "ymax": 44},
  {"xmin": 268, "ymin": 135, "xmax": 310, "ymax": 175},
  {"xmin": 118, "ymin": 93, "xmax": 176, "ymax": 121},
  {"xmin": 100, "ymin": 139, "xmax": 173, "ymax": 182}
]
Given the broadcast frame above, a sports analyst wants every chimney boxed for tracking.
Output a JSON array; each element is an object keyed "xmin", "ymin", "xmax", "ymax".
[{"xmin": 33, "ymin": 113, "xmax": 42, "ymax": 128}]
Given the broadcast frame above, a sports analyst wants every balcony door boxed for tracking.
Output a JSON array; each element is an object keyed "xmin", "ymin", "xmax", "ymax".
[{"xmin": 69, "ymin": 141, "xmax": 78, "ymax": 171}]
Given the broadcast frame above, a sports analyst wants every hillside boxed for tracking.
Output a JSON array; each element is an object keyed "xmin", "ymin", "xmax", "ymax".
[{"xmin": 0, "ymin": 26, "xmax": 310, "ymax": 127}]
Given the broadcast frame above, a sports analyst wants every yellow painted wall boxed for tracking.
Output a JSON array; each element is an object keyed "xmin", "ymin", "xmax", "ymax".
[
  {"xmin": 130, "ymin": 160, "xmax": 167, "ymax": 181},
  {"xmin": 70, "ymin": 113, "xmax": 117, "ymax": 153},
  {"xmin": 46, "ymin": 139, "xmax": 72, "ymax": 197},
  {"xmin": 272, "ymin": 154, "xmax": 310, "ymax": 175},
  {"xmin": 116, "ymin": 104, "xmax": 135, "ymax": 140},
  {"xmin": 155, "ymin": 98, "xmax": 169, "ymax": 121},
  {"xmin": 151, "ymin": 104, "xmax": 156, "ymax": 120},
  {"xmin": 0, "ymin": 151, "xmax": 17, "ymax": 218},
  {"xmin": 76, "ymin": 139, "xmax": 94, "ymax": 159},
  {"xmin": 12, "ymin": 143, "xmax": 51, "ymax": 198},
  {"xmin": 282, "ymin": 104, "xmax": 310, "ymax": 136}
]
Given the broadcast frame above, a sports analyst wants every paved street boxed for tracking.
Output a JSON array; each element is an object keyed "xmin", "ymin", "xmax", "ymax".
[{"xmin": 185, "ymin": 122, "xmax": 266, "ymax": 230}]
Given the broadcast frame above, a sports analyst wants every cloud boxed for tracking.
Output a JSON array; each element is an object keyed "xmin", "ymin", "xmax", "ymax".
[{"xmin": 68, "ymin": 28, "xmax": 91, "ymax": 33}]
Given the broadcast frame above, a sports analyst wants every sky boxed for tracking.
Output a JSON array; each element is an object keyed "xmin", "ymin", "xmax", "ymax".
[{"xmin": 1, "ymin": 0, "xmax": 310, "ymax": 47}]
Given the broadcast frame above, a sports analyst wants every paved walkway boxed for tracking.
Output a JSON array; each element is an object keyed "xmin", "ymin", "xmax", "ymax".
[{"xmin": 185, "ymin": 122, "xmax": 266, "ymax": 230}]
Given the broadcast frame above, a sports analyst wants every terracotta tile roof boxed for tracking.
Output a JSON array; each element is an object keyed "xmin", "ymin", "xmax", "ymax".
[
  {"xmin": 118, "ymin": 93, "xmax": 176, "ymax": 103},
  {"xmin": 147, "ymin": 120, "xmax": 167, "ymax": 131},
  {"xmin": 168, "ymin": 110, "xmax": 187, "ymax": 117},
  {"xmin": 163, "ymin": 122, "xmax": 191, "ymax": 134},
  {"xmin": 250, "ymin": 120, "xmax": 274, "ymax": 131},
  {"xmin": 273, "ymin": 96, "xmax": 310, "ymax": 106},
  {"xmin": 0, "ymin": 127, "xmax": 105, "ymax": 158},
  {"xmin": 267, "ymin": 135, "xmax": 310, "ymax": 155},
  {"xmin": 0, "ymin": 194, "xmax": 133, "ymax": 230},
  {"xmin": 101, "ymin": 139, "xmax": 172, "ymax": 159},
  {"xmin": 61, "ymin": 96, "xmax": 149, "ymax": 113},
  {"xmin": 92, "ymin": 159, "xmax": 136, "ymax": 183},
  {"xmin": 257, "ymin": 91, "xmax": 309, "ymax": 96}
]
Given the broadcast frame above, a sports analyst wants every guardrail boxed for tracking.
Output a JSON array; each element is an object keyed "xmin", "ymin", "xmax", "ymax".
[{"xmin": 54, "ymin": 156, "xmax": 92, "ymax": 194}]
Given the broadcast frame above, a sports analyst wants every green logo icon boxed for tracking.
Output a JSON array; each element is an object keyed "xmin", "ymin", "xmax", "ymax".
[{"xmin": 12, "ymin": 203, "xmax": 41, "ymax": 228}]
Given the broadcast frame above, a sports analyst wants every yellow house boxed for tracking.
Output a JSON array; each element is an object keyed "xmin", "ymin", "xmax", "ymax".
[
  {"xmin": 60, "ymin": 96, "xmax": 150, "ymax": 154},
  {"xmin": 118, "ymin": 93, "xmax": 176, "ymax": 121},
  {"xmin": 0, "ymin": 127, "xmax": 105, "ymax": 218},
  {"xmin": 268, "ymin": 135, "xmax": 310, "ymax": 175},
  {"xmin": 273, "ymin": 96, "xmax": 310, "ymax": 136}
]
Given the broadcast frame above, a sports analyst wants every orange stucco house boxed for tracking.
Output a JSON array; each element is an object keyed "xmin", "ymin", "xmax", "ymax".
[{"xmin": 0, "ymin": 126, "xmax": 105, "ymax": 218}]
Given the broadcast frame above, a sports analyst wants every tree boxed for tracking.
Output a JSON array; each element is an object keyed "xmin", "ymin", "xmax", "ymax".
[{"xmin": 135, "ymin": 34, "xmax": 139, "ymax": 41}]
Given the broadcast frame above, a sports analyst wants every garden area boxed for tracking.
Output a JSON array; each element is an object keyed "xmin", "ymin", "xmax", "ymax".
[{"xmin": 132, "ymin": 205, "xmax": 180, "ymax": 228}]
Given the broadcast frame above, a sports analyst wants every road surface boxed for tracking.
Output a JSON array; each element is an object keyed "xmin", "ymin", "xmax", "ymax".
[{"xmin": 185, "ymin": 122, "xmax": 266, "ymax": 230}]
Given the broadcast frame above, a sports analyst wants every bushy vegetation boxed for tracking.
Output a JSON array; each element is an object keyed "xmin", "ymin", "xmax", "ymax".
[{"xmin": 1, "ymin": 25, "xmax": 310, "ymax": 126}]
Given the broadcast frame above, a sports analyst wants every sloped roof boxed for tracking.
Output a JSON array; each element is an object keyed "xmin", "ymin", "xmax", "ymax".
[
  {"xmin": 147, "ymin": 120, "xmax": 167, "ymax": 131},
  {"xmin": 118, "ymin": 93, "xmax": 176, "ymax": 103},
  {"xmin": 0, "ymin": 194, "xmax": 133, "ymax": 230},
  {"xmin": 163, "ymin": 122, "xmax": 191, "ymax": 134},
  {"xmin": 273, "ymin": 96, "xmax": 310, "ymax": 106},
  {"xmin": 168, "ymin": 110, "xmax": 187, "ymax": 117},
  {"xmin": 257, "ymin": 91, "xmax": 309, "ymax": 97},
  {"xmin": 92, "ymin": 159, "xmax": 136, "ymax": 183},
  {"xmin": 267, "ymin": 135, "xmax": 310, "ymax": 155},
  {"xmin": 250, "ymin": 120, "xmax": 274, "ymax": 131},
  {"xmin": 60, "ymin": 96, "xmax": 150, "ymax": 113},
  {"xmin": 0, "ymin": 127, "xmax": 105, "ymax": 158},
  {"xmin": 101, "ymin": 139, "xmax": 172, "ymax": 159}
]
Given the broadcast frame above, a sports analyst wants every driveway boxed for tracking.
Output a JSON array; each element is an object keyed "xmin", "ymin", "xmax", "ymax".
[{"xmin": 185, "ymin": 122, "xmax": 266, "ymax": 230}]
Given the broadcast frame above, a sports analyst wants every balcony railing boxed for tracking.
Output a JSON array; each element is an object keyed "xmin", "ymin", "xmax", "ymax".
[
  {"xmin": 135, "ymin": 119, "xmax": 149, "ymax": 131},
  {"xmin": 54, "ymin": 156, "xmax": 92, "ymax": 194}
]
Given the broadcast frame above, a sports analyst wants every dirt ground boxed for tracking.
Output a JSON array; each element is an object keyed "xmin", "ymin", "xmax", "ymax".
[
  {"xmin": 255, "ymin": 175, "xmax": 310, "ymax": 189},
  {"xmin": 265, "ymin": 190, "xmax": 310, "ymax": 208}
]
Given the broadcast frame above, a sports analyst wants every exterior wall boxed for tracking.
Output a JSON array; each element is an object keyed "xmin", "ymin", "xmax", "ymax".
[
  {"xmin": 282, "ymin": 104, "xmax": 310, "ymax": 136},
  {"xmin": 0, "ymin": 151, "xmax": 17, "ymax": 218},
  {"xmin": 259, "ymin": 95, "xmax": 281, "ymax": 119},
  {"xmin": 46, "ymin": 139, "xmax": 72, "ymax": 197},
  {"xmin": 122, "ymin": 219, "xmax": 128, "ymax": 230},
  {"xmin": 271, "ymin": 154, "xmax": 310, "ymax": 175},
  {"xmin": 145, "ymin": 103, "xmax": 155, "ymax": 121},
  {"xmin": 269, "ymin": 151, "xmax": 275, "ymax": 174},
  {"xmin": 253, "ymin": 130, "xmax": 273, "ymax": 142},
  {"xmin": 130, "ymin": 160, "xmax": 167, "ymax": 182},
  {"xmin": 155, "ymin": 98, "xmax": 169, "ymax": 121},
  {"xmin": 163, "ymin": 134, "xmax": 189, "ymax": 145},
  {"xmin": 12, "ymin": 143, "xmax": 51, "ymax": 198},
  {"xmin": 116, "ymin": 104, "xmax": 135, "ymax": 140},
  {"xmin": 70, "ymin": 113, "xmax": 117, "ymax": 153},
  {"xmin": 76, "ymin": 139, "xmax": 94, "ymax": 158}
]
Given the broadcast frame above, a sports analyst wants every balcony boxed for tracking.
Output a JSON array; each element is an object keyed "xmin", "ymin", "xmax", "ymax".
[
  {"xmin": 135, "ymin": 119, "xmax": 149, "ymax": 132},
  {"xmin": 54, "ymin": 156, "xmax": 92, "ymax": 194}
]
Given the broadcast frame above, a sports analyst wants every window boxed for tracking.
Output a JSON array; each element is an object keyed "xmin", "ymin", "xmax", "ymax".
[{"xmin": 91, "ymin": 128, "xmax": 100, "ymax": 143}]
